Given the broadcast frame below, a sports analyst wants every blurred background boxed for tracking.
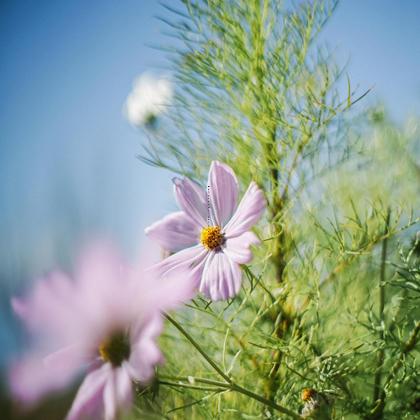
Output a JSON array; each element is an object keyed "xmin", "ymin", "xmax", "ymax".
[{"xmin": 0, "ymin": 0, "xmax": 419, "ymax": 397}]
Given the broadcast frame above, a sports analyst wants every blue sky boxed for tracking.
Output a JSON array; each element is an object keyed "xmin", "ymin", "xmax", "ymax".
[
  {"xmin": 321, "ymin": 0, "xmax": 420, "ymax": 118},
  {"xmin": 0, "ymin": 0, "xmax": 419, "ymax": 364}
]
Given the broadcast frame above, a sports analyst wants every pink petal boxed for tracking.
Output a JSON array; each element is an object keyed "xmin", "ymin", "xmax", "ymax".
[
  {"xmin": 173, "ymin": 177, "xmax": 207, "ymax": 227},
  {"xmin": 208, "ymin": 161, "xmax": 238, "ymax": 226},
  {"xmin": 11, "ymin": 271, "xmax": 76, "ymax": 341},
  {"xmin": 71, "ymin": 245, "xmax": 144, "ymax": 347},
  {"xmin": 223, "ymin": 231, "xmax": 260, "ymax": 264},
  {"xmin": 148, "ymin": 245, "xmax": 208, "ymax": 293},
  {"xmin": 66, "ymin": 364, "xmax": 111, "ymax": 420},
  {"xmin": 127, "ymin": 316, "xmax": 164, "ymax": 383},
  {"xmin": 199, "ymin": 251, "xmax": 242, "ymax": 301},
  {"xmin": 43, "ymin": 344, "xmax": 91, "ymax": 377},
  {"xmin": 116, "ymin": 367, "xmax": 133, "ymax": 408},
  {"xmin": 145, "ymin": 211, "xmax": 199, "ymax": 252},
  {"xmin": 224, "ymin": 181, "xmax": 266, "ymax": 238},
  {"xmin": 103, "ymin": 367, "xmax": 132, "ymax": 420},
  {"xmin": 130, "ymin": 313, "xmax": 163, "ymax": 345},
  {"xmin": 75, "ymin": 243, "xmax": 125, "ymax": 293},
  {"xmin": 9, "ymin": 345, "xmax": 87, "ymax": 405}
]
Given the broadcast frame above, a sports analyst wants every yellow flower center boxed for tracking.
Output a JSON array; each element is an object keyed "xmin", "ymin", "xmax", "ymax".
[
  {"xmin": 98, "ymin": 331, "xmax": 130, "ymax": 367},
  {"xmin": 301, "ymin": 388, "xmax": 317, "ymax": 401},
  {"xmin": 200, "ymin": 226, "xmax": 224, "ymax": 250}
]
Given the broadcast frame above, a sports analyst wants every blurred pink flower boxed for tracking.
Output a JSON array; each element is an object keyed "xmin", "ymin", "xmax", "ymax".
[
  {"xmin": 145, "ymin": 161, "xmax": 266, "ymax": 301},
  {"xmin": 9, "ymin": 243, "xmax": 192, "ymax": 420}
]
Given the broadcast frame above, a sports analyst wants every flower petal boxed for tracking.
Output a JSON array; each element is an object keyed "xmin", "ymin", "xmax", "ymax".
[
  {"xmin": 223, "ymin": 231, "xmax": 260, "ymax": 264},
  {"xmin": 224, "ymin": 181, "xmax": 266, "ymax": 238},
  {"xmin": 199, "ymin": 251, "xmax": 242, "ymax": 301},
  {"xmin": 11, "ymin": 271, "xmax": 76, "ymax": 341},
  {"xmin": 103, "ymin": 372, "xmax": 116, "ymax": 420},
  {"xmin": 148, "ymin": 245, "xmax": 208, "ymax": 294},
  {"xmin": 9, "ymin": 344, "xmax": 90, "ymax": 405},
  {"xmin": 43, "ymin": 344, "xmax": 92, "ymax": 377},
  {"xmin": 130, "ymin": 313, "xmax": 163, "ymax": 347},
  {"xmin": 127, "ymin": 315, "xmax": 164, "ymax": 383},
  {"xmin": 173, "ymin": 177, "xmax": 207, "ymax": 227},
  {"xmin": 145, "ymin": 211, "xmax": 199, "ymax": 252},
  {"xmin": 115, "ymin": 367, "xmax": 133, "ymax": 412},
  {"xmin": 103, "ymin": 367, "xmax": 132, "ymax": 420},
  {"xmin": 208, "ymin": 161, "xmax": 238, "ymax": 226},
  {"xmin": 67, "ymin": 363, "xmax": 111, "ymax": 420}
]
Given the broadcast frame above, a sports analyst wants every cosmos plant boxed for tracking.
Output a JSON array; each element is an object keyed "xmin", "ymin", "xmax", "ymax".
[{"xmin": 9, "ymin": 1, "xmax": 419, "ymax": 419}]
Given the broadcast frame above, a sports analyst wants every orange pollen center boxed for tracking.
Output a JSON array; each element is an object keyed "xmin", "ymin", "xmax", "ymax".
[
  {"xmin": 200, "ymin": 226, "xmax": 224, "ymax": 250},
  {"xmin": 301, "ymin": 388, "xmax": 317, "ymax": 401}
]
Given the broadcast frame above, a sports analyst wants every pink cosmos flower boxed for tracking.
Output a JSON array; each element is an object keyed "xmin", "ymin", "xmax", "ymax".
[
  {"xmin": 9, "ymin": 244, "xmax": 192, "ymax": 420},
  {"xmin": 145, "ymin": 161, "xmax": 266, "ymax": 301}
]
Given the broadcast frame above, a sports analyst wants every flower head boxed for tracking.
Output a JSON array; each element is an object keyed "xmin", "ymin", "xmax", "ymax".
[
  {"xmin": 9, "ymin": 243, "xmax": 192, "ymax": 420},
  {"xmin": 124, "ymin": 73, "xmax": 172, "ymax": 127},
  {"xmin": 145, "ymin": 161, "xmax": 266, "ymax": 301}
]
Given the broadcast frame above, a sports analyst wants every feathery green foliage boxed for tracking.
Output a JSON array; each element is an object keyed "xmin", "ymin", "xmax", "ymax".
[{"xmin": 134, "ymin": 1, "xmax": 420, "ymax": 418}]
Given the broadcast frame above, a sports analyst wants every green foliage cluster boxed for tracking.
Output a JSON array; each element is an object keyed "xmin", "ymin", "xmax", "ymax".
[{"xmin": 135, "ymin": 1, "xmax": 420, "ymax": 418}]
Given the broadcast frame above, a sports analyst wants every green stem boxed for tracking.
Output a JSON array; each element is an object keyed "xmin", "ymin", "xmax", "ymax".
[
  {"xmin": 230, "ymin": 383, "xmax": 300, "ymax": 419},
  {"xmin": 158, "ymin": 380, "xmax": 225, "ymax": 393},
  {"xmin": 164, "ymin": 313, "xmax": 301, "ymax": 418},
  {"xmin": 159, "ymin": 376, "xmax": 300, "ymax": 419},
  {"xmin": 372, "ymin": 208, "xmax": 391, "ymax": 408},
  {"xmin": 164, "ymin": 313, "xmax": 232, "ymax": 384},
  {"xmin": 159, "ymin": 375, "xmax": 229, "ymax": 388}
]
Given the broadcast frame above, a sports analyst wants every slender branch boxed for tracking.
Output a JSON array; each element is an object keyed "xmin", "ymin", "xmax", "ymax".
[
  {"xmin": 158, "ymin": 376, "xmax": 301, "ymax": 418},
  {"xmin": 230, "ymin": 382, "xmax": 301, "ymax": 419},
  {"xmin": 159, "ymin": 375, "xmax": 229, "ymax": 388},
  {"xmin": 164, "ymin": 313, "xmax": 301, "ymax": 418},
  {"xmin": 372, "ymin": 208, "xmax": 391, "ymax": 406},
  {"xmin": 318, "ymin": 216, "xmax": 420, "ymax": 292},
  {"xmin": 164, "ymin": 313, "xmax": 232, "ymax": 384},
  {"xmin": 158, "ymin": 380, "xmax": 225, "ymax": 393}
]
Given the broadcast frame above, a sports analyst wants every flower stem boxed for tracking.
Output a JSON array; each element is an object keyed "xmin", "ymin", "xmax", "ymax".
[
  {"xmin": 164, "ymin": 313, "xmax": 232, "ymax": 384},
  {"xmin": 164, "ymin": 313, "xmax": 301, "ymax": 418},
  {"xmin": 159, "ymin": 375, "xmax": 230, "ymax": 388},
  {"xmin": 229, "ymin": 382, "xmax": 301, "ymax": 419},
  {"xmin": 372, "ymin": 208, "xmax": 391, "ymax": 408},
  {"xmin": 158, "ymin": 380, "xmax": 225, "ymax": 393}
]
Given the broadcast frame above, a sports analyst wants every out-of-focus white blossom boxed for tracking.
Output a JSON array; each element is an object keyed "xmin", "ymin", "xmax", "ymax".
[{"xmin": 124, "ymin": 73, "xmax": 172, "ymax": 127}]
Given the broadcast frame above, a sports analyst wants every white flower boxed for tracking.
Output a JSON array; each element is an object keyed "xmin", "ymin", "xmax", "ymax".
[{"xmin": 124, "ymin": 73, "xmax": 172, "ymax": 127}]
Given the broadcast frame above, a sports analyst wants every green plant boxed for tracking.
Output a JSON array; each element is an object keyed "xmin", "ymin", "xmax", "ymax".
[{"xmin": 134, "ymin": 1, "xmax": 420, "ymax": 418}]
